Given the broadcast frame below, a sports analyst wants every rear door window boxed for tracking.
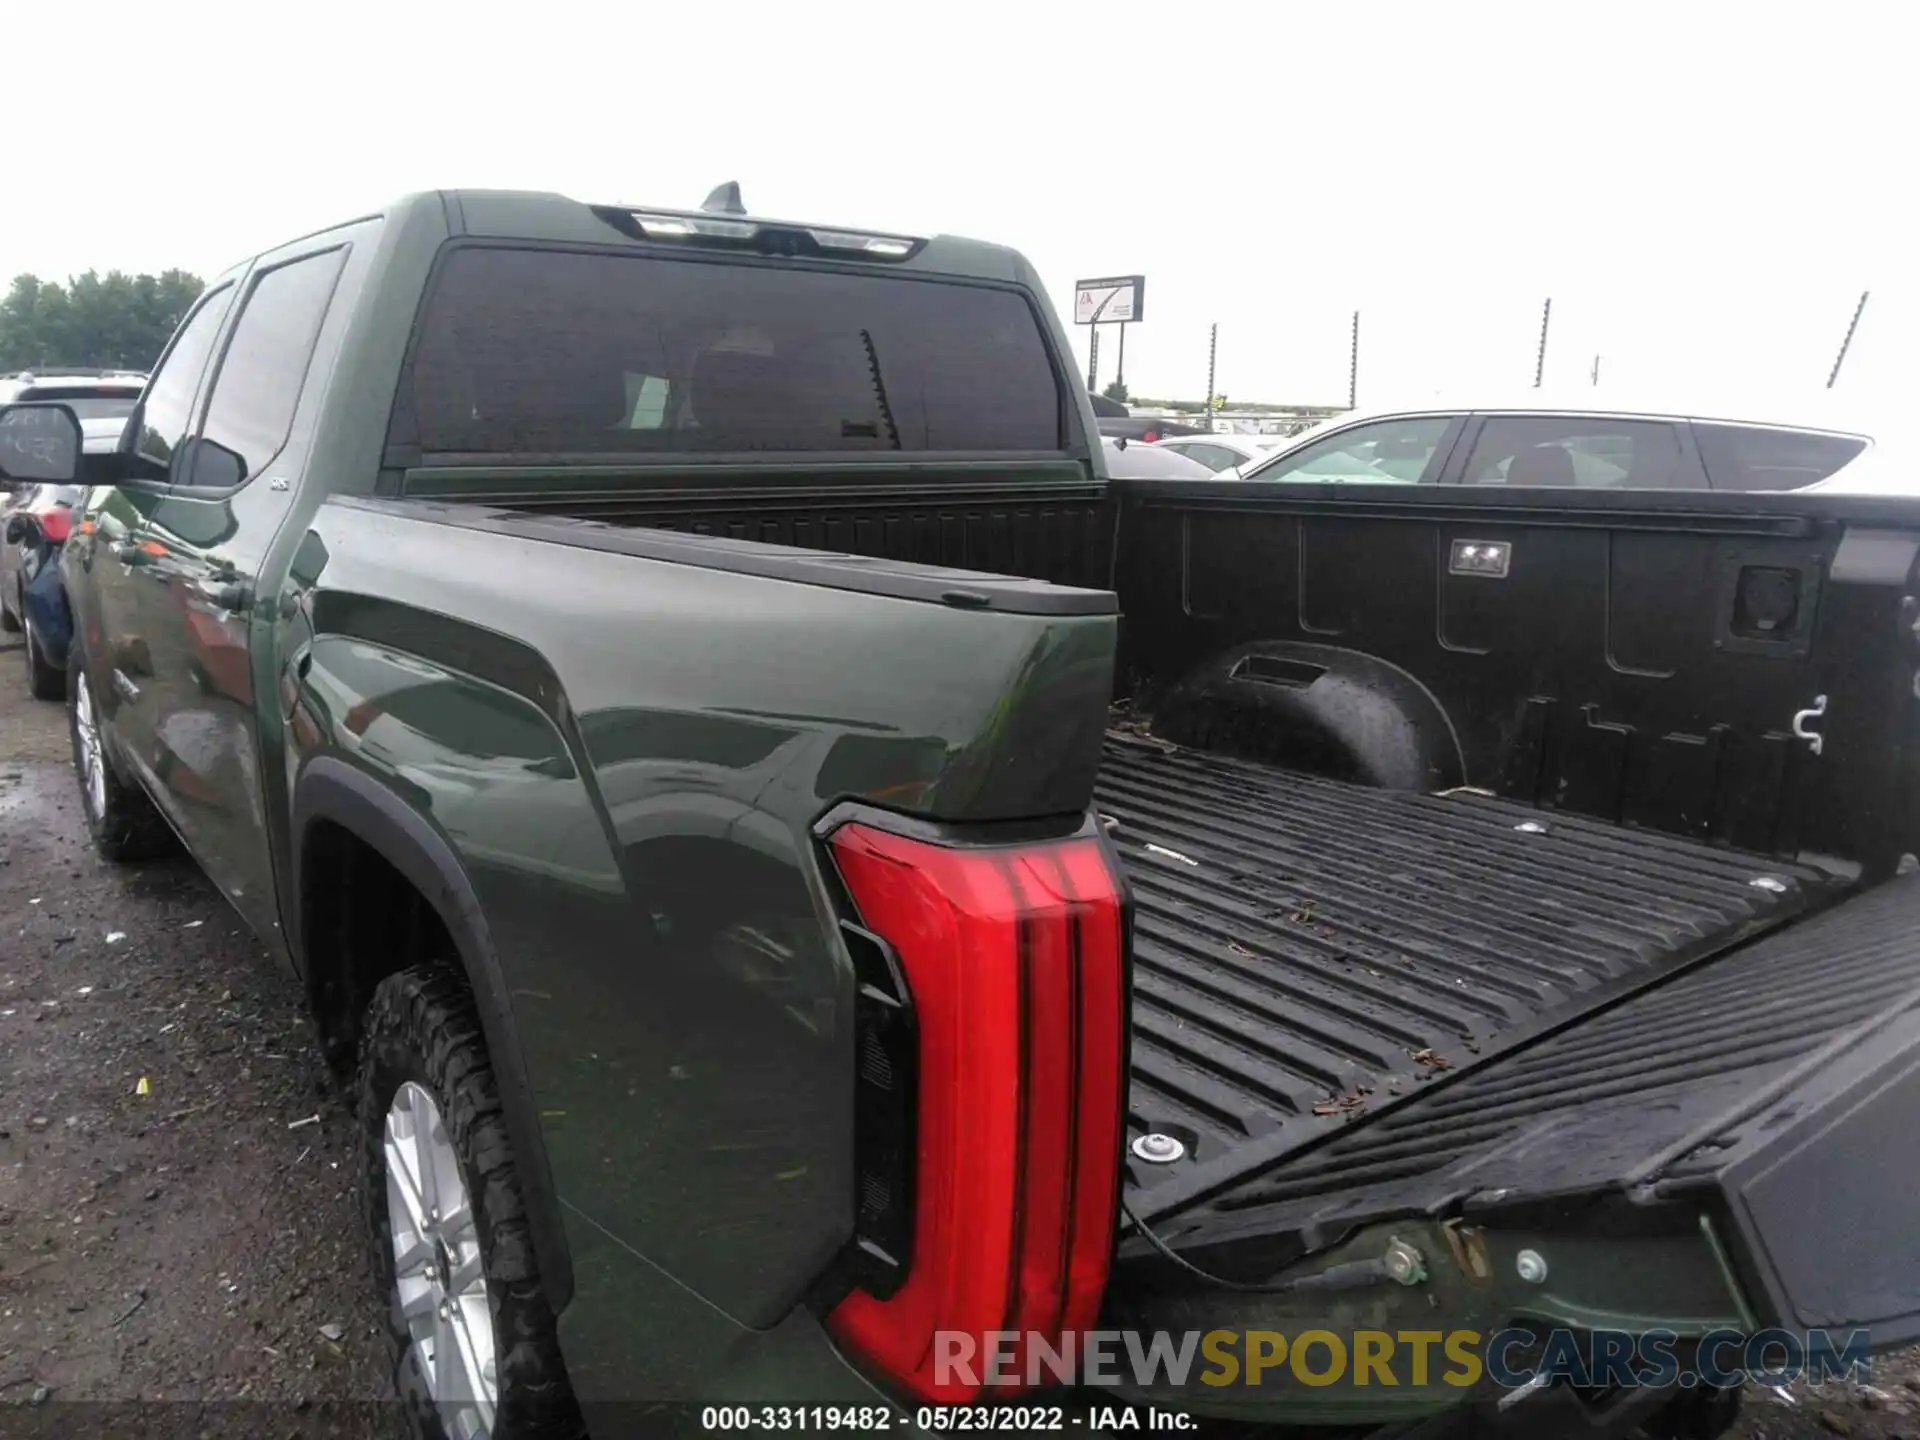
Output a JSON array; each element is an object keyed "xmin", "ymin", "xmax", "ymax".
[
  {"xmin": 397, "ymin": 247, "xmax": 1064, "ymax": 459},
  {"xmin": 1463, "ymin": 415, "xmax": 1695, "ymax": 489},
  {"xmin": 1693, "ymin": 422, "xmax": 1868, "ymax": 491}
]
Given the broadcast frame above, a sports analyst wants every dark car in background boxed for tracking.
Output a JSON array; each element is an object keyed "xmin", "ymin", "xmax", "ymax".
[{"xmin": 0, "ymin": 481, "xmax": 82, "ymax": 698}]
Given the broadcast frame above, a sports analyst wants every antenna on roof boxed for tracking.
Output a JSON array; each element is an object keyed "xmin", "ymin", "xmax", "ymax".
[{"xmin": 701, "ymin": 181, "xmax": 747, "ymax": 216}]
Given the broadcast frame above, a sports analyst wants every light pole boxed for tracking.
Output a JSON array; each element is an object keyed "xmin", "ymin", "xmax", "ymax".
[
  {"xmin": 1084, "ymin": 289, "xmax": 1121, "ymax": 393},
  {"xmin": 1348, "ymin": 311, "xmax": 1360, "ymax": 410},
  {"xmin": 1205, "ymin": 322, "xmax": 1218, "ymax": 415},
  {"xmin": 1533, "ymin": 298, "xmax": 1552, "ymax": 388},
  {"xmin": 1828, "ymin": 291, "xmax": 1870, "ymax": 389}
]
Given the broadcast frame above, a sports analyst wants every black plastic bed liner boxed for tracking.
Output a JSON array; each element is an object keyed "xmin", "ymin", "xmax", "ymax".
[
  {"xmin": 1131, "ymin": 871, "xmax": 1920, "ymax": 1350},
  {"xmin": 1094, "ymin": 732, "xmax": 1840, "ymax": 1226}
]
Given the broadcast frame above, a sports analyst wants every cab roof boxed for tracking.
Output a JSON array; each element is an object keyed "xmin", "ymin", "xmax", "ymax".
[{"xmin": 438, "ymin": 188, "xmax": 1034, "ymax": 285}]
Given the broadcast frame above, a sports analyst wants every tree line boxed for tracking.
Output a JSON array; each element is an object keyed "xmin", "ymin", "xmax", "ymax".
[{"xmin": 0, "ymin": 269, "xmax": 205, "ymax": 373}]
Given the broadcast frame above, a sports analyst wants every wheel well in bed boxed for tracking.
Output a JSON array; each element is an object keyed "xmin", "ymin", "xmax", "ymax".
[{"xmin": 1126, "ymin": 639, "xmax": 1467, "ymax": 793}]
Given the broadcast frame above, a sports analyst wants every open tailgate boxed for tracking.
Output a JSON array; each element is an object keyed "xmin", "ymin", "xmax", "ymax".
[
  {"xmin": 1682, "ymin": 925, "xmax": 1920, "ymax": 1344},
  {"xmin": 1131, "ymin": 870, "xmax": 1920, "ymax": 1348}
]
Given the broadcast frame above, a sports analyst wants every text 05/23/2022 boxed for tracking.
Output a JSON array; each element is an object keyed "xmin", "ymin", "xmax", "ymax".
[{"xmin": 697, "ymin": 1406, "xmax": 1198, "ymax": 1431}]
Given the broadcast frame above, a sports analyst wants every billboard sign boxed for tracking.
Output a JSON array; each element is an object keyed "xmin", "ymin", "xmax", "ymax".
[{"xmin": 1074, "ymin": 275, "xmax": 1146, "ymax": 325}]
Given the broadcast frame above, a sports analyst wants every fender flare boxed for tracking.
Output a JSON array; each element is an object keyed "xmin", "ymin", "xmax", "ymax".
[
  {"xmin": 1150, "ymin": 640, "xmax": 1467, "ymax": 792},
  {"xmin": 291, "ymin": 755, "xmax": 573, "ymax": 1312}
]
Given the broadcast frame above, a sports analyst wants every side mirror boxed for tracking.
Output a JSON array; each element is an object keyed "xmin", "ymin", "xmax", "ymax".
[
  {"xmin": 4, "ymin": 514, "xmax": 31, "ymax": 545},
  {"xmin": 0, "ymin": 402, "xmax": 81, "ymax": 484}
]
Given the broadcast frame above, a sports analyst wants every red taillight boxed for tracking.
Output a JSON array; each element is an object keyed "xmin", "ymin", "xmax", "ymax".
[
  {"xmin": 825, "ymin": 824, "xmax": 1127, "ymax": 1404},
  {"xmin": 1142, "ymin": 430, "xmax": 1160, "ymax": 443},
  {"xmin": 39, "ymin": 508, "xmax": 72, "ymax": 543}
]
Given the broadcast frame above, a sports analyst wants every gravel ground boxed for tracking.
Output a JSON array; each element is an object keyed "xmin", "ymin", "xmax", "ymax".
[
  {"xmin": 0, "ymin": 637, "xmax": 406, "ymax": 1437},
  {"xmin": 4, "ymin": 629, "xmax": 1920, "ymax": 1440}
]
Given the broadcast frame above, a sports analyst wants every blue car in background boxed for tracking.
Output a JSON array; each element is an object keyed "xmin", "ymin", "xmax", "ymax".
[
  {"xmin": 0, "ymin": 370, "xmax": 143, "ymax": 700},
  {"xmin": 1, "ymin": 482, "xmax": 84, "ymax": 699}
]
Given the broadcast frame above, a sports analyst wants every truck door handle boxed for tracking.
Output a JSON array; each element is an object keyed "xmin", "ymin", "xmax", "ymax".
[{"xmin": 1791, "ymin": 694, "xmax": 1828, "ymax": 756}]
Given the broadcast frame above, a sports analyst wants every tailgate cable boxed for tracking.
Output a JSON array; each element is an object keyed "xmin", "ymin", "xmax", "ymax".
[{"xmin": 1120, "ymin": 1199, "xmax": 1395, "ymax": 1295}]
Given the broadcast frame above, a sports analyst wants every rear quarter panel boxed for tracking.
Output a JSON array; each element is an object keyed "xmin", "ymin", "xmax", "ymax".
[{"xmin": 279, "ymin": 497, "xmax": 1116, "ymax": 1393}]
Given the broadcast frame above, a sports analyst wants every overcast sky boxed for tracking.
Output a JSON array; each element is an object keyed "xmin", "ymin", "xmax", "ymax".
[{"xmin": 6, "ymin": 1, "xmax": 1910, "ymax": 413}]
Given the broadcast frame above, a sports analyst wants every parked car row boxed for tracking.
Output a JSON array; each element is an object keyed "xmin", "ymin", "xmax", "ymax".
[{"xmin": 0, "ymin": 369, "xmax": 144, "ymax": 699}]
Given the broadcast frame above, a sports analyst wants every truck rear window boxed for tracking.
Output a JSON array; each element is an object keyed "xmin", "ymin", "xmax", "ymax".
[{"xmin": 399, "ymin": 247, "xmax": 1064, "ymax": 458}]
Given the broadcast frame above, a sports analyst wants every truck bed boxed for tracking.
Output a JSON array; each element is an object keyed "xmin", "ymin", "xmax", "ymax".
[{"xmin": 1096, "ymin": 732, "xmax": 1840, "ymax": 1224}]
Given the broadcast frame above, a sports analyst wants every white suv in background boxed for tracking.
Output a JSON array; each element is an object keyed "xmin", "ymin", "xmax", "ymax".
[
  {"xmin": 0, "ymin": 369, "xmax": 147, "ymax": 461},
  {"xmin": 1224, "ymin": 395, "xmax": 1874, "ymax": 491}
]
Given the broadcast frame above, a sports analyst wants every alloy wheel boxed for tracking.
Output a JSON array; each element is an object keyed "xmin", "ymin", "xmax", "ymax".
[
  {"xmin": 73, "ymin": 669, "xmax": 108, "ymax": 820},
  {"xmin": 384, "ymin": 1080, "xmax": 498, "ymax": 1439}
]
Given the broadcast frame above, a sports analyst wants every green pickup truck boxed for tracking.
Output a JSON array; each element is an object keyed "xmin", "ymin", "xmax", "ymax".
[{"xmin": 5, "ymin": 189, "xmax": 1920, "ymax": 1440}]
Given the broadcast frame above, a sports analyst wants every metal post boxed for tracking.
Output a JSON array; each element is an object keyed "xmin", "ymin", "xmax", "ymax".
[
  {"xmin": 1534, "ymin": 298, "xmax": 1552, "ymax": 388},
  {"xmin": 1116, "ymin": 322, "xmax": 1127, "ymax": 388},
  {"xmin": 1205, "ymin": 322, "xmax": 1218, "ymax": 415},
  {"xmin": 1348, "ymin": 311, "xmax": 1360, "ymax": 410},
  {"xmin": 1828, "ymin": 290, "xmax": 1870, "ymax": 389},
  {"xmin": 1085, "ymin": 289, "xmax": 1123, "ymax": 394}
]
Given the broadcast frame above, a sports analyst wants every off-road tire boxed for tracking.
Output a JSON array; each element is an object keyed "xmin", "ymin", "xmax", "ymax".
[
  {"xmin": 66, "ymin": 640, "xmax": 178, "ymax": 861},
  {"xmin": 357, "ymin": 965, "xmax": 583, "ymax": 1440},
  {"xmin": 24, "ymin": 610, "xmax": 63, "ymax": 700}
]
